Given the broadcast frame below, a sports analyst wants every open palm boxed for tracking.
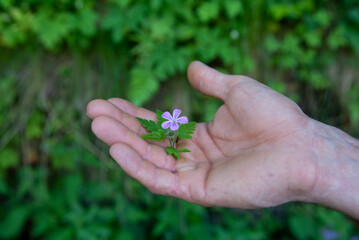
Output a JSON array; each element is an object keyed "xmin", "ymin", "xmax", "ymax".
[{"xmin": 87, "ymin": 61, "xmax": 316, "ymax": 209}]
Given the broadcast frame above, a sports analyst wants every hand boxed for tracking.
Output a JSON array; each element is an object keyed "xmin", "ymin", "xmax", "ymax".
[{"xmin": 86, "ymin": 61, "xmax": 318, "ymax": 209}]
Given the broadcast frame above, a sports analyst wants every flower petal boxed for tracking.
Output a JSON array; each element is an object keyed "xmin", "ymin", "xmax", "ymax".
[
  {"xmin": 176, "ymin": 116, "xmax": 188, "ymax": 124},
  {"xmin": 161, "ymin": 111, "xmax": 172, "ymax": 121},
  {"xmin": 161, "ymin": 121, "xmax": 171, "ymax": 129},
  {"xmin": 170, "ymin": 121, "xmax": 179, "ymax": 131},
  {"xmin": 172, "ymin": 109, "xmax": 181, "ymax": 119}
]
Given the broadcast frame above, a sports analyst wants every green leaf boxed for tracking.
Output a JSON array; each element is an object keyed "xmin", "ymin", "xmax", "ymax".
[
  {"xmin": 173, "ymin": 151, "xmax": 180, "ymax": 160},
  {"xmin": 177, "ymin": 122, "xmax": 196, "ymax": 140},
  {"xmin": 137, "ymin": 115, "xmax": 166, "ymax": 141},
  {"xmin": 165, "ymin": 147, "xmax": 175, "ymax": 154},
  {"xmin": 141, "ymin": 131, "xmax": 165, "ymax": 141},
  {"xmin": 177, "ymin": 148, "xmax": 190, "ymax": 153},
  {"xmin": 165, "ymin": 147, "xmax": 180, "ymax": 159},
  {"xmin": 136, "ymin": 118, "xmax": 160, "ymax": 132},
  {"xmin": 156, "ymin": 110, "xmax": 163, "ymax": 120}
]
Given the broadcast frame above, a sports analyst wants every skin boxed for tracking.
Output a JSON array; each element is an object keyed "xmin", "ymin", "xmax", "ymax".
[{"xmin": 87, "ymin": 61, "xmax": 359, "ymax": 218}]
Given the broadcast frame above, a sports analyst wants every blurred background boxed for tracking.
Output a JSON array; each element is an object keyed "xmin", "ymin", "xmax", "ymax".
[{"xmin": 0, "ymin": 0, "xmax": 359, "ymax": 239}]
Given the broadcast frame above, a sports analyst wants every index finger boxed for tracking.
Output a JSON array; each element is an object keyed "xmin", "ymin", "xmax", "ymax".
[{"xmin": 108, "ymin": 98, "xmax": 156, "ymax": 121}]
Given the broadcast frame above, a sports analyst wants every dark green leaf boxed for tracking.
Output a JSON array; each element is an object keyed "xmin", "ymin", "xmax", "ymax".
[
  {"xmin": 141, "ymin": 131, "xmax": 165, "ymax": 141},
  {"xmin": 137, "ymin": 115, "xmax": 166, "ymax": 141},
  {"xmin": 172, "ymin": 151, "xmax": 180, "ymax": 159},
  {"xmin": 177, "ymin": 122, "xmax": 196, "ymax": 140},
  {"xmin": 136, "ymin": 118, "xmax": 161, "ymax": 132},
  {"xmin": 156, "ymin": 110, "xmax": 163, "ymax": 120},
  {"xmin": 165, "ymin": 147, "xmax": 176, "ymax": 155},
  {"xmin": 177, "ymin": 148, "xmax": 190, "ymax": 153},
  {"xmin": 165, "ymin": 147, "xmax": 180, "ymax": 159}
]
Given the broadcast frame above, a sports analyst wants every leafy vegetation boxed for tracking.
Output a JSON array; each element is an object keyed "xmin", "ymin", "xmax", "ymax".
[
  {"xmin": 1, "ymin": 0, "xmax": 359, "ymax": 239},
  {"xmin": 138, "ymin": 110, "xmax": 195, "ymax": 159}
]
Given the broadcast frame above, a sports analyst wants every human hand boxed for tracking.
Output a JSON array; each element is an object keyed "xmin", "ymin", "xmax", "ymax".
[{"xmin": 87, "ymin": 61, "xmax": 318, "ymax": 209}]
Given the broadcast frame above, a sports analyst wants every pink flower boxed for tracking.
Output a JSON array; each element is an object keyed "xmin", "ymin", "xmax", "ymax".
[{"xmin": 161, "ymin": 109, "xmax": 188, "ymax": 131}]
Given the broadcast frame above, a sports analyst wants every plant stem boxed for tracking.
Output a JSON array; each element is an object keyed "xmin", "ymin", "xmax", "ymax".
[
  {"xmin": 173, "ymin": 132, "xmax": 178, "ymax": 149},
  {"xmin": 169, "ymin": 136, "xmax": 173, "ymax": 148},
  {"xmin": 168, "ymin": 131, "xmax": 178, "ymax": 148}
]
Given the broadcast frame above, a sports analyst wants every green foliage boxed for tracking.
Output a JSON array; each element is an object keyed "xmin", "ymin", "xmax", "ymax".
[
  {"xmin": 177, "ymin": 122, "xmax": 196, "ymax": 140},
  {"xmin": 165, "ymin": 147, "xmax": 180, "ymax": 159},
  {"xmin": 0, "ymin": 148, "xmax": 19, "ymax": 175},
  {"xmin": 0, "ymin": 0, "xmax": 359, "ymax": 239},
  {"xmin": 136, "ymin": 112, "xmax": 166, "ymax": 141},
  {"xmin": 138, "ymin": 110, "xmax": 193, "ymax": 159},
  {"xmin": 129, "ymin": 68, "xmax": 159, "ymax": 106},
  {"xmin": 177, "ymin": 148, "xmax": 191, "ymax": 153},
  {"xmin": 288, "ymin": 204, "xmax": 355, "ymax": 239},
  {"xmin": 0, "ymin": 205, "xmax": 30, "ymax": 239},
  {"xmin": 136, "ymin": 118, "xmax": 162, "ymax": 133},
  {"xmin": 165, "ymin": 147, "xmax": 191, "ymax": 159},
  {"xmin": 139, "ymin": 131, "xmax": 164, "ymax": 142},
  {"xmin": 197, "ymin": 2, "xmax": 220, "ymax": 22}
]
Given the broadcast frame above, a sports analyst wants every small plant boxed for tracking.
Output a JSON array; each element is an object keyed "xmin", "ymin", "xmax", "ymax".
[{"xmin": 136, "ymin": 109, "xmax": 196, "ymax": 159}]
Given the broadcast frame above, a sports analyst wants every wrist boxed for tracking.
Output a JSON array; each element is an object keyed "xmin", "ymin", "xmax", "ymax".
[{"xmin": 305, "ymin": 120, "xmax": 359, "ymax": 218}]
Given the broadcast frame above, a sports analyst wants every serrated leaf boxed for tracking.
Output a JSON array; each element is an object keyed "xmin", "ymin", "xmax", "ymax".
[
  {"xmin": 141, "ymin": 132, "xmax": 165, "ymax": 141},
  {"xmin": 165, "ymin": 147, "xmax": 180, "ymax": 159},
  {"xmin": 137, "ymin": 115, "xmax": 166, "ymax": 141},
  {"xmin": 177, "ymin": 148, "xmax": 190, "ymax": 153},
  {"xmin": 156, "ymin": 110, "xmax": 163, "ymax": 120},
  {"xmin": 165, "ymin": 147, "xmax": 176, "ymax": 154},
  {"xmin": 172, "ymin": 151, "xmax": 180, "ymax": 159},
  {"xmin": 177, "ymin": 122, "xmax": 196, "ymax": 140},
  {"xmin": 136, "ymin": 118, "xmax": 160, "ymax": 132}
]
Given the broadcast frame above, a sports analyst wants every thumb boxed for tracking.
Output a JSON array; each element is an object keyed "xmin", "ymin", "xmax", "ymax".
[{"xmin": 187, "ymin": 61, "xmax": 235, "ymax": 101}]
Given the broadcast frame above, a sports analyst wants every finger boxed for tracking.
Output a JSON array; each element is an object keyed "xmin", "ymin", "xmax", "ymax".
[
  {"xmin": 87, "ymin": 99, "xmax": 169, "ymax": 147},
  {"xmin": 110, "ymin": 143, "xmax": 183, "ymax": 197},
  {"xmin": 92, "ymin": 116, "xmax": 176, "ymax": 171},
  {"xmin": 107, "ymin": 98, "xmax": 156, "ymax": 121},
  {"xmin": 87, "ymin": 99, "xmax": 147, "ymax": 135},
  {"xmin": 187, "ymin": 61, "xmax": 236, "ymax": 101}
]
